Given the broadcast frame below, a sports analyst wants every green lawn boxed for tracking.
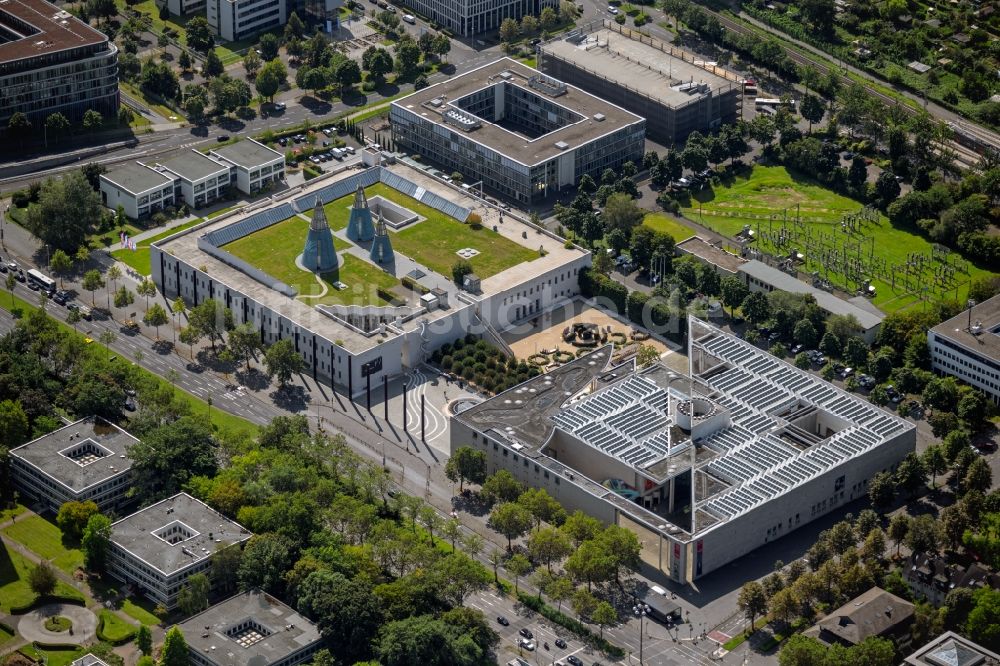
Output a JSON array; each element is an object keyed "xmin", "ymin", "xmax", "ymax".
[
  {"xmin": 205, "ymin": 205, "xmax": 238, "ymax": 220},
  {"xmin": 682, "ymin": 166, "xmax": 998, "ymax": 313},
  {"xmin": 120, "ymin": 597, "xmax": 160, "ymax": 626},
  {"xmin": 111, "ymin": 217, "xmax": 207, "ymax": 275},
  {"xmin": 0, "ymin": 543, "xmax": 85, "ymax": 613},
  {"xmin": 0, "ymin": 621, "xmax": 13, "ymax": 646},
  {"xmin": 643, "ymin": 213, "xmax": 695, "ymax": 241},
  {"xmin": 20, "ymin": 645, "xmax": 85, "ymax": 666},
  {"xmin": 2, "ymin": 515, "xmax": 83, "ymax": 574},
  {"xmin": 322, "ymin": 183, "xmax": 536, "ymax": 279},
  {"xmin": 98, "ymin": 610, "xmax": 137, "ymax": 642},
  {"xmin": 222, "ymin": 215, "xmax": 397, "ymax": 306}
]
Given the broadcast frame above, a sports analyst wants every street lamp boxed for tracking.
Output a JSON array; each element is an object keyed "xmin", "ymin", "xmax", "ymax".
[{"xmin": 633, "ymin": 602, "xmax": 650, "ymax": 664}]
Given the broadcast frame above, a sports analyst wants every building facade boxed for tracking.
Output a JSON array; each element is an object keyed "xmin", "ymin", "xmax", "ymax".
[
  {"xmin": 9, "ymin": 416, "xmax": 139, "ymax": 514},
  {"xmin": 398, "ymin": 0, "xmax": 554, "ymax": 36},
  {"xmin": 0, "ymin": 0, "xmax": 119, "ymax": 128},
  {"xmin": 391, "ymin": 59, "xmax": 645, "ymax": 204},
  {"xmin": 452, "ymin": 318, "xmax": 915, "ymax": 584},
  {"xmin": 209, "ymin": 139, "xmax": 286, "ymax": 194},
  {"xmin": 179, "ymin": 591, "xmax": 323, "ymax": 666},
  {"xmin": 928, "ymin": 295, "xmax": 1000, "ymax": 405},
  {"xmin": 539, "ymin": 22, "xmax": 740, "ymax": 145},
  {"xmin": 100, "ymin": 163, "xmax": 177, "ymax": 220},
  {"xmin": 107, "ymin": 493, "xmax": 252, "ymax": 609},
  {"xmin": 157, "ymin": 150, "xmax": 233, "ymax": 209},
  {"xmin": 208, "ymin": 0, "xmax": 286, "ymax": 41},
  {"xmin": 156, "ymin": 0, "xmax": 207, "ymax": 17}
]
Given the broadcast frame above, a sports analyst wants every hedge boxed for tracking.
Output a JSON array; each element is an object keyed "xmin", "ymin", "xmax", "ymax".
[
  {"xmin": 376, "ymin": 287, "xmax": 405, "ymax": 307},
  {"xmin": 401, "ymin": 275, "xmax": 430, "ymax": 294},
  {"xmin": 517, "ymin": 593, "xmax": 625, "ymax": 659}
]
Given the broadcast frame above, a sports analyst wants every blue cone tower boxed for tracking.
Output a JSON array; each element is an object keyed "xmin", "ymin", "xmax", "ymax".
[
  {"xmin": 370, "ymin": 212, "xmax": 394, "ymax": 264},
  {"xmin": 301, "ymin": 197, "xmax": 338, "ymax": 272},
  {"xmin": 346, "ymin": 185, "xmax": 375, "ymax": 243}
]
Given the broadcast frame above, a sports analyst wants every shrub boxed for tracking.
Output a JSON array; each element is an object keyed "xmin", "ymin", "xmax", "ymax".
[
  {"xmin": 11, "ymin": 190, "xmax": 30, "ymax": 208},
  {"xmin": 440, "ymin": 355, "xmax": 453, "ymax": 370}
]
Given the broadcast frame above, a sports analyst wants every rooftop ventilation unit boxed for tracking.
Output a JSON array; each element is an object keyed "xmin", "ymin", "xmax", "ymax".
[
  {"xmin": 528, "ymin": 74, "xmax": 567, "ymax": 97},
  {"xmin": 674, "ymin": 81, "xmax": 710, "ymax": 95},
  {"xmin": 429, "ymin": 97, "xmax": 443, "ymax": 107},
  {"xmin": 499, "ymin": 70, "xmax": 513, "ymax": 80},
  {"xmin": 554, "ymin": 140, "xmax": 570, "ymax": 150},
  {"xmin": 442, "ymin": 108, "xmax": 481, "ymax": 131},
  {"xmin": 593, "ymin": 113, "xmax": 605, "ymax": 122}
]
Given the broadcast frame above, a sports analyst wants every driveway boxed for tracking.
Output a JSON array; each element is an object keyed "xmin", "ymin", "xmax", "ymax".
[{"xmin": 17, "ymin": 604, "xmax": 98, "ymax": 644}]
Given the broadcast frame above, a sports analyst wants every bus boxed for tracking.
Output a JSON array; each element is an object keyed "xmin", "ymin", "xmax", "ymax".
[
  {"xmin": 26, "ymin": 269, "xmax": 56, "ymax": 294},
  {"xmin": 755, "ymin": 97, "xmax": 796, "ymax": 111}
]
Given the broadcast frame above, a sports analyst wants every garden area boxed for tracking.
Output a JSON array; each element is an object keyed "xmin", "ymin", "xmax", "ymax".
[
  {"xmin": 642, "ymin": 213, "xmax": 695, "ymax": 242},
  {"xmin": 110, "ymin": 217, "xmax": 208, "ymax": 276},
  {"xmin": 0, "ymin": 544, "xmax": 85, "ymax": 614},
  {"xmin": 430, "ymin": 335, "xmax": 542, "ymax": 394},
  {"xmin": 681, "ymin": 165, "xmax": 998, "ymax": 313},
  {"xmin": 2, "ymin": 516, "xmax": 84, "ymax": 575}
]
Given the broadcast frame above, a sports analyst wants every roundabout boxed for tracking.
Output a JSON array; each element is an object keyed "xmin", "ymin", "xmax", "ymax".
[{"xmin": 18, "ymin": 604, "xmax": 98, "ymax": 644}]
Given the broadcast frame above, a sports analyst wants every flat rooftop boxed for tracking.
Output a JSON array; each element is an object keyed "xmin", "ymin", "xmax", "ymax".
[
  {"xmin": 540, "ymin": 28, "xmax": 736, "ymax": 109},
  {"xmin": 392, "ymin": 57, "xmax": 644, "ymax": 166},
  {"xmin": 155, "ymin": 163, "xmax": 585, "ymax": 354},
  {"xmin": 178, "ymin": 590, "xmax": 321, "ymax": 666},
  {"xmin": 10, "ymin": 416, "xmax": 138, "ymax": 492},
  {"xmin": 0, "ymin": 0, "xmax": 107, "ymax": 64},
  {"xmin": 677, "ymin": 237, "xmax": 746, "ymax": 274},
  {"xmin": 904, "ymin": 631, "xmax": 1000, "ymax": 666},
  {"xmin": 155, "ymin": 150, "xmax": 228, "ymax": 182},
  {"xmin": 739, "ymin": 260, "xmax": 884, "ymax": 331},
  {"xmin": 110, "ymin": 493, "xmax": 250, "ymax": 576},
  {"xmin": 102, "ymin": 162, "xmax": 175, "ymax": 195},
  {"xmin": 931, "ymin": 293, "xmax": 1000, "ymax": 362},
  {"xmin": 211, "ymin": 139, "xmax": 284, "ymax": 170}
]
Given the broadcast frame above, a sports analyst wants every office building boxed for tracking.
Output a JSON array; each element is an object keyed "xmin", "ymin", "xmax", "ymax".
[
  {"xmin": 207, "ymin": 0, "xmax": 286, "ymax": 42},
  {"xmin": 0, "ymin": 0, "xmax": 119, "ymax": 128},
  {"xmin": 398, "ymin": 0, "xmax": 554, "ymax": 36},
  {"xmin": 390, "ymin": 58, "xmax": 645, "ymax": 204},
  {"xmin": 904, "ymin": 631, "xmax": 1000, "ymax": 666},
  {"xmin": 107, "ymin": 493, "xmax": 252, "ymax": 609},
  {"xmin": 179, "ymin": 590, "xmax": 323, "ymax": 666},
  {"xmin": 451, "ymin": 317, "xmax": 915, "ymax": 583},
  {"xmin": 9, "ymin": 416, "xmax": 139, "ymax": 514},
  {"xmin": 539, "ymin": 21, "xmax": 739, "ymax": 145},
  {"xmin": 157, "ymin": 150, "xmax": 233, "ymax": 209},
  {"xmin": 99, "ymin": 162, "xmax": 177, "ymax": 220},
  {"xmin": 928, "ymin": 295, "xmax": 1000, "ymax": 405},
  {"xmin": 209, "ymin": 139, "xmax": 286, "ymax": 195},
  {"xmin": 156, "ymin": 0, "xmax": 207, "ymax": 17}
]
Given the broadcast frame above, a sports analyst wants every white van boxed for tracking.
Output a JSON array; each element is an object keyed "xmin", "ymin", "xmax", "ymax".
[{"xmin": 402, "ymin": 13, "xmax": 415, "ymax": 22}]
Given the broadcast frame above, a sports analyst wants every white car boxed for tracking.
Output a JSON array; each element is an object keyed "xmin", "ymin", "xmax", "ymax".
[
  {"xmin": 608, "ymin": 6, "xmax": 619, "ymax": 13},
  {"xmin": 272, "ymin": 102, "xmax": 286, "ymax": 110},
  {"xmin": 518, "ymin": 639, "xmax": 535, "ymax": 651},
  {"xmin": 402, "ymin": 13, "xmax": 415, "ymax": 22}
]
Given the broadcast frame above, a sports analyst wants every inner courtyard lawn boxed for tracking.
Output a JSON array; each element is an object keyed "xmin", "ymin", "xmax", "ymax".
[
  {"xmin": 2, "ymin": 515, "xmax": 84, "ymax": 574},
  {"xmin": 323, "ymin": 183, "xmax": 538, "ymax": 279},
  {"xmin": 223, "ymin": 217, "xmax": 397, "ymax": 306},
  {"xmin": 682, "ymin": 165, "xmax": 998, "ymax": 313}
]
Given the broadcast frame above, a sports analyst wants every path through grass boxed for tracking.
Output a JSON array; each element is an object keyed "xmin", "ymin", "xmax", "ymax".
[{"xmin": 2, "ymin": 515, "xmax": 83, "ymax": 574}]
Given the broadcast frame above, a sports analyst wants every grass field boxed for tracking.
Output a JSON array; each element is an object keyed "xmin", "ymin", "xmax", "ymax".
[
  {"xmin": 683, "ymin": 166, "xmax": 998, "ymax": 313},
  {"xmin": 643, "ymin": 213, "xmax": 695, "ymax": 241},
  {"xmin": 0, "ymin": 543, "xmax": 85, "ymax": 613},
  {"xmin": 98, "ymin": 610, "xmax": 137, "ymax": 642},
  {"xmin": 0, "ymin": 621, "xmax": 13, "ymax": 646},
  {"xmin": 111, "ymin": 217, "xmax": 207, "ymax": 275},
  {"xmin": 19, "ymin": 646, "xmax": 85, "ymax": 666},
  {"xmin": 120, "ymin": 597, "xmax": 160, "ymax": 625},
  {"xmin": 322, "ymin": 183, "xmax": 537, "ymax": 279},
  {"xmin": 2, "ymin": 516, "xmax": 83, "ymax": 574}
]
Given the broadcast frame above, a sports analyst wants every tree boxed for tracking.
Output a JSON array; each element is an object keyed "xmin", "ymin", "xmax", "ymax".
[
  {"xmin": 255, "ymin": 59, "xmax": 287, "ymax": 101},
  {"xmin": 958, "ymin": 390, "xmax": 989, "ymax": 431},
  {"xmin": 238, "ymin": 533, "xmax": 292, "ymax": 595},
  {"xmin": 376, "ymin": 615, "xmax": 486, "ymax": 666},
  {"xmin": 25, "ymin": 172, "xmax": 102, "ymax": 252},
  {"xmin": 83, "ymin": 109, "xmax": 103, "ymax": 132},
  {"xmin": 874, "ymin": 170, "xmax": 901, "ymax": 208},
  {"xmin": 128, "ymin": 417, "xmax": 217, "ymax": 503},
  {"xmin": 114, "ymin": 286, "xmax": 135, "ymax": 310},
  {"xmin": 185, "ymin": 16, "xmax": 214, "ymax": 52},
  {"xmin": 505, "ymin": 553, "xmax": 531, "ymax": 593},
  {"xmin": 635, "ymin": 344, "xmax": 660, "ymax": 368},
  {"xmin": 82, "ymin": 269, "xmax": 105, "ymax": 306},
  {"xmin": 136, "ymin": 625, "xmax": 152, "ymax": 656},
  {"xmin": 0, "ymin": 400, "xmax": 29, "ymax": 451},
  {"xmin": 481, "ymin": 470, "xmax": 523, "ymax": 504},
  {"xmin": 259, "ymin": 33, "xmax": 280, "ymax": 61},
  {"xmin": 593, "ymin": 601, "xmax": 617, "ymax": 638},
  {"xmin": 452, "ymin": 259, "xmax": 473, "ymax": 286},
  {"xmin": 285, "ymin": 11, "xmax": 305, "ymax": 39},
  {"xmin": 849, "ymin": 155, "xmax": 869, "ymax": 192},
  {"xmin": 720, "ymin": 276, "xmax": 749, "ymax": 319},
  {"xmin": 44, "ymin": 112, "xmax": 70, "ymax": 145},
  {"xmin": 966, "ymin": 588, "xmax": 1000, "ymax": 651},
  {"xmin": 8, "ymin": 112, "xmax": 30, "ymax": 136},
  {"xmin": 528, "ymin": 526, "xmax": 572, "ymax": 572},
  {"xmin": 896, "ymin": 452, "xmax": 927, "ymax": 496},
  {"xmin": 264, "ymin": 339, "xmax": 304, "ymax": 388},
  {"xmin": 499, "ymin": 17, "xmax": 519, "ymax": 43},
  {"xmin": 819, "ymin": 331, "xmax": 842, "ymax": 359},
  {"xmin": 189, "ymin": 299, "xmax": 233, "ymax": 350},
  {"xmin": 177, "ymin": 573, "xmax": 210, "ymax": 616},
  {"xmin": 923, "ymin": 444, "xmax": 947, "ymax": 488},
  {"xmin": 964, "ymin": 457, "xmax": 993, "ymax": 495},
  {"xmin": 363, "ymin": 46, "xmax": 393, "ymax": 84},
  {"xmin": 488, "ymin": 502, "xmax": 532, "ymax": 550},
  {"xmin": 445, "ymin": 446, "xmax": 487, "ymax": 491},
  {"xmin": 800, "ymin": 94, "xmax": 825, "ymax": 132},
  {"xmin": 243, "ymin": 48, "xmax": 262, "ymax": 77},
  {"xmin": 432, "ymin": 34, "xmax": 451, "ymax": 63},
  {"xmin": 28, "ymin": 561, "xmax": 57, "ymax": 597},
  {"xmin": 741, "ymin": 291, "xmax": 770, "ymax": 327},
  {"xmin": 82, "ymin": 513, "xmax": 112, "ymax": 570},
  {"xmin": 905, "ymin": 514, "xmax": 942, "ymax": 554},
  {"xmin": 770, "ymin": 587, "xmax": 799, "ymax": 628},
  {"xmin": 334, "ymin": 58, "xmax": 362, "ymax": 95},
  {"xmin": 203, "ymin": 48, "xmax": 224, "ymax": 78},
  {"xmin": 603, "ymin": 192, "xmax": 643, "ymax": 236},
  {"xmin": 178, "ymin": 49, "xmax": 192, "ymax": 72},
  {"xmin": 394, "ymin": 40, "xmax": 421, "ymax": 79},
  {"xmin": 161, "ymin": 627, "xmax": 190, "ymax": 666},
  {"xmin": 144, "ymin": 303, "xmax": 169, "ymax": 340},
  {"xmin": 56, "ymin": 500, "xmax": 99, "ymax": 540},
  {"xmin": 227, "ymin": 323, "xmax": 261, "ymax": 371},
  {"xmin": 738, "ymin": 581, "xmax": 768, "ymax": 633}
]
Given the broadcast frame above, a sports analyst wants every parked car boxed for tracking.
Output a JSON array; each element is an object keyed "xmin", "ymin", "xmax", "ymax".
[
  {"xmin": 554, "ymin": 639, "xmax": 567, "ymax": 649},
  {"xmin": 344, "ymin": 146, "xmax": 356, "ymax": 155},
  {"xmin": 278, "ymin": 137, "xmax": 288, "ymax": 146},
  {"xmin": 496, "ymin": 616, "xmax": 509, "ymax": 626},
  {"xmin": 217, "ymin": 135, "xmax": 230, "ymax": 142},
  {"xmin": 402, "ymin": 13, "xmax": 415, "ymax": 22},
  {"xmin": 519, "ymin": 629, "xmax": 533, "ymax": 640},
  {"xmin": 14, "ymin": 270, "xmax": 25, "ymax": 282},
  {"xmin": 273, "ymin": 102, "xmax": 286, "ymax": 111},
  {"xmin": 566, "ymin": 657, "xmax": 583, "ymax": 666},
  {"xmin": 518, "ymin": 639, "xmax": 535, "ymax": 651},
  {"xmin": 53, "ymin": 290, "xmax": 69, "ymax": 305},
  {"xmin": 608, "ymin": 6, "xmax": 619, "ymax": 13},
  {"xmin": 323, "ymin": 128, "xmax": 333, "ymax": 136}
]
